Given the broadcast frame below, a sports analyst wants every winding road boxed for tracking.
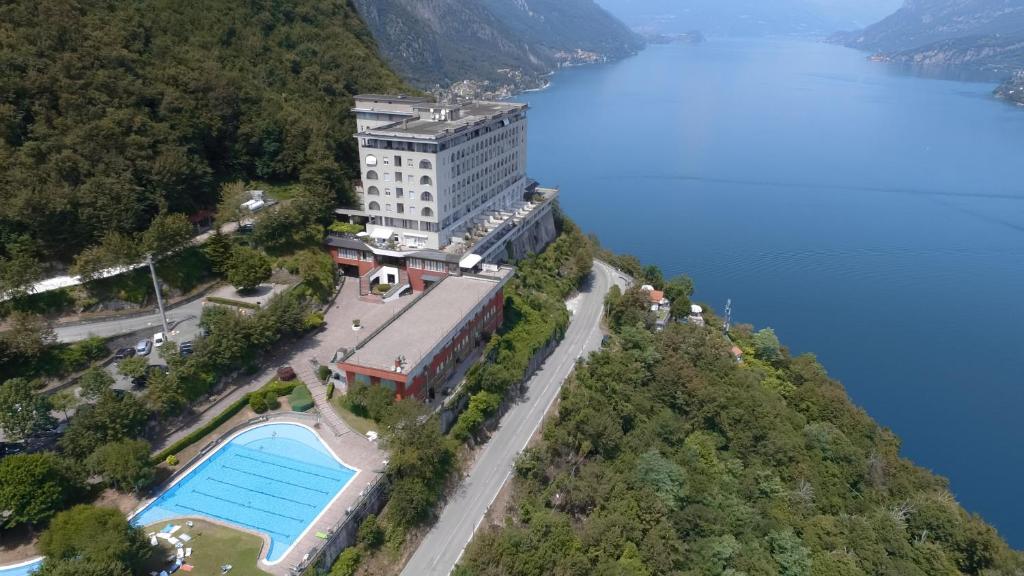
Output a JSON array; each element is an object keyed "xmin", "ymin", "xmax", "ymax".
[{"xmin": 400, "ymin": 260, "xmax": 627, "ymax": 576}]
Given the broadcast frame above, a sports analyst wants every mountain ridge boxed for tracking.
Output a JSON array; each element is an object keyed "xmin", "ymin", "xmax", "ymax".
[{"xmin": 350, "ymin": 0, "xmax": 643, "ymax": 98}]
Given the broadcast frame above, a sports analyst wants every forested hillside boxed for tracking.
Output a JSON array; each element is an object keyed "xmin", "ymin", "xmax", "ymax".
[
  {"xmin": 0, "ymin": 0, "xmax": 406, "ymax": 263},
  {"xmin": 455, "ymin": 284, "xmax": 1023, "ymax": 575},
  {"xmin": 350, "ymin": 0, "xmax": 641, "ymax": 93}
]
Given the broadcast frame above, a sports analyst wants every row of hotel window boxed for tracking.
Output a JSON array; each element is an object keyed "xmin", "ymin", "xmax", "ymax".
[
  {"xmin": 366, "ymin": 202, "xmax": 433, "ymax": 218},
  {"xmin": 365, "ymin": 187, "xmax": 432, "ymax": 202},
  {"xmin": 365, "ymin": 155, "xmax": 432, "ymax": 169},
  {"xmin": 367, "ymin": 216, "xmax": 439, "ymax": 233},
  {"xmin": 365, "ymin": 171, "xmax": 432, "ymax": 185}
]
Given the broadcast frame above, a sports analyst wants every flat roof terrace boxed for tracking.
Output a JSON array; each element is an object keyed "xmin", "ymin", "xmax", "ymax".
[
  {"xmin": 358, "ymin": 101, "xmax": 527, "ymax": 141},
  {"xmin": 342, "ymin": 267, "xmax": 513, "ymax": 375}
]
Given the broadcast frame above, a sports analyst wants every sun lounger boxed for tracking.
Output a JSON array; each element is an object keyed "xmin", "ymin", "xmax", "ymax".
[
  {"xmin": 169, "ymin": 537, "xmax": 180, "ymax": 546},
  {"xmin": 180, "ymin": 566, "xmax": 193, "ymax": 572},
  {"xmin": 157, "ymin": 532, "xmax": 171, "ymax": 540},
  {"xmin": 177, "ymin": 548, "xmax": 185, "ymax": 559},
  {"xmin": 179, "ymin": 533, "xmax": 192, "ymax": 542},
  {"xmin": 168, "ymin": 525, "xmax": 181, "ymax": 535},
  {"xmin": 151, "ymin": 535, "xmax": 159, "ymax": 546},
  {"xmin": 184, "ymin": 548, "xmax": 192, "ymax": 557}
]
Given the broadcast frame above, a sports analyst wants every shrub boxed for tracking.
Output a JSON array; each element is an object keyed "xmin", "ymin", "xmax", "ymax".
[
  {"xmin": 248, "ymin": 393, "xmax": 268, "ymax": 414},
  {"xmin": 372, "ymin": 283, "xmax": 391, "ymax": 295},
  {"xmin": 287, "ymin": 385, "xmax": 314, "ymax": 412},
  {"xmin": 326, "ymin": 382, "xmax": 335, "ymax": 400},
  {"xmin": 357, "ymin": 514, "xmax": 384, "ymax": 550},
  {"xmin": 303, "ymin": 312, "xmax": 325, "ymax": 330},
  {"xmin": 345, "ymin": 382, "xmax": 394, "ymax": 421},
  {"xmin": 328, "ymin": 221, "xmax": 365, "ymax": 235},
  {"xmin": 317, "ymin": 365, "xmax": 331, "ymax": 382},
  {"xmin": 264, "ymin": 391, "xmax": 280, "ymax": 411},
  {"xmin": 330, "ymin": 547, "xmax": 361, "ymax": 576},
  {"xmin": 165, "ymin": 455, "xmax": 178, "ymax": 467}
]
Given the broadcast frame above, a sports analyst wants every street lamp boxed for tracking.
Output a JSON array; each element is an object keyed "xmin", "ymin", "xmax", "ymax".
[{"xmin": 146, "ymin": 254, "xmax": 171, "ymax": 339}]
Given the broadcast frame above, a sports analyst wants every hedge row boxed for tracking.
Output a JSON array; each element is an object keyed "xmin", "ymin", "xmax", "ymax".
[
  {"xmin": 152, "ymin": 380, "xmax": 301, "ymax": 462},
  {"xmin": 152, "ymin": 395, "xmax": 249, "ymax": 464},
  {"xmin": 206, "ymin": 296, "xmax": 259, "ymax": 309}
]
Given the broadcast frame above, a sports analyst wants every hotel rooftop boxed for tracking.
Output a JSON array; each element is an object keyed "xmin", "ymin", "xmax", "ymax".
[{"xmin": 356, "ymin": 101, "xmax": 527, "ymax": 141}]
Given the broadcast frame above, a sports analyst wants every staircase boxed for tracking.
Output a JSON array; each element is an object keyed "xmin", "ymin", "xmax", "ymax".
[
  {"xmin": 293, "ymin": 360, "xmax": 349, "ymax": 438},
  {"xmin": 359, "ymin": 266, "xmax": 382, "ymax": 296}
]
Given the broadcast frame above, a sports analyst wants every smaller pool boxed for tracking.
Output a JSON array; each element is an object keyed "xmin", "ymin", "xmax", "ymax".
[
  {"xmin": 0, "ymin": 559, "xmax": 40, "ymax": 576},
  {"xmin": 133, "ymin": 423, "xmax": 357, "ymax": 563}
]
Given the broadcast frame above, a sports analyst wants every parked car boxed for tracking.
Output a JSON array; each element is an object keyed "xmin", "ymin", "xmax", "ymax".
[
  {"xmin": 0, "ymin": 442, "xmax": 25, "ymax": 457},
  {"xmin": 114, "ymin": 347, "xmax": 136, "ymax": 360},
  {"xmin": 277, "ymin": 366, "xmax": 296, "ymax": 381},
  {"xmin": 153, "ymin": 332, "xmax": 165, "ymax": 347},
  {"xmin": 135, "ymin": 339, "xmax": 152, "ymax": 356},
  {"xmin": 179, "ymin": 341, "xmax": 194, "ymax": 358}
]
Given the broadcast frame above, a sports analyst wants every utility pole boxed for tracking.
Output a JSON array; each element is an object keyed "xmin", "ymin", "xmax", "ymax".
[{"xmin": 147, "ymin": 254, "xmax": 171, "ymax": 338}]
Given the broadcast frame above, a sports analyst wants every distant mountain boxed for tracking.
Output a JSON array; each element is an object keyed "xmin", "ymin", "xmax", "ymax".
[
  {"xmin": 351, "ymin": 0, "xmax": 642, "ymax": 96},
  {"xmin": 832, "ymin": 0, "xmax": 1024, "ymax": 74},
  {"xmin": 595, "ymin": 0, "xmax": 901, "ymax": 36}
]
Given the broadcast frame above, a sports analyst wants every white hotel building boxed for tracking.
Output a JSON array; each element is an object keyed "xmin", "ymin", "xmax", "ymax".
[{"xmin": 351, "ymin": 94, "xmax": 529, "ymax": 251}]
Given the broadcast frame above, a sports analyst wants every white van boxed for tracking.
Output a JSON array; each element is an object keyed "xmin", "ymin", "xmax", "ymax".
[{"xmin": 153, "ymin": 332, "xmax": 165, "ymax": 347}]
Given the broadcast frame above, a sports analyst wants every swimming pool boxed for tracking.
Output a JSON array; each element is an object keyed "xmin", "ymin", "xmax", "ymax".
[
  {"xmin": 133, "ymin": 422, "xmax": 358, "ymax": 563},
  {"xmin": 0, "ymin": 559, "xmax": 40, "ymax": 576}
]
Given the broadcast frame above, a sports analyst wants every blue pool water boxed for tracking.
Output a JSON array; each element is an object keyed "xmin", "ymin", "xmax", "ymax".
[
  {"xmin": 0, "ymin": 560, "xmax": 40, "ymax": 576},
  {"xmin": 133, "ymin": 423, "xmax": 357, "ymax": 562}
]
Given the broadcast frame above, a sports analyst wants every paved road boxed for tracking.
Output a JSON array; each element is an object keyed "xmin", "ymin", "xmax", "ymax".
[
  {"xmin": 400, "ymin": 260, "xmax": 623, "ymax": 576},
  {"xmin": 53, "ymin": 298, "xmax": 205, "ymax": 344}
]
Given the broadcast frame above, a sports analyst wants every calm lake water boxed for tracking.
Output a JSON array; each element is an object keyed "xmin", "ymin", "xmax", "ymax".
[{"xmin": 519, "ymin": 38, "xmax": 1024, "ymax": 546}]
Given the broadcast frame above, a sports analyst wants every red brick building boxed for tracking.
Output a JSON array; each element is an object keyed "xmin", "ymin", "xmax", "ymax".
[{"xmin": 337, "ymin": 267, "xmax": 512, "ymax": 399}]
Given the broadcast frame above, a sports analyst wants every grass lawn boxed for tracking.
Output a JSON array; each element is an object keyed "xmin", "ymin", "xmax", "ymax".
[
  {"xmin": 142, "ymin": 518, "xmax": 271, "ymax": 576},
  {"xmin": 331, "ymin": 396, "xmax": 379, "ymax": 436}
]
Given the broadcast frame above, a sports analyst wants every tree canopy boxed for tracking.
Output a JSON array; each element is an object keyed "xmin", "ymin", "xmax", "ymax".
[
  {"xmin": 38, "ymin": 505, "xmax": 148, "ymax": 576},
  {"xmin": 0, "ymin": 0, "xmax": 407, "ymax": 264},
  {"xmin": 457, "ymin": 286, "xmax": 1024, "ymax": 576},
  {"xmin": 0, "ymin": 453, "xmax": 83, "ymax": 529},
  {"xmin": 0, "ymin": 377, "xmax": 55, "ymax": 441},
  {"xmin": 227, "ymin": 245, "xmax": 272, "ymax": 292}
]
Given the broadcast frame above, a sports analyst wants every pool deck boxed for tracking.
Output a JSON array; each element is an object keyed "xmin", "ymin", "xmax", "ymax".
[{"xmin": 257, "ymin": 415, "xmax": 387, "ymax": 575}]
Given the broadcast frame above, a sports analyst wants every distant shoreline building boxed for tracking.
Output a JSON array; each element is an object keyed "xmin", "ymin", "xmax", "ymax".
[{"xmin": 328, "ymin": 94, "xmax": 558, "ymax": 298}]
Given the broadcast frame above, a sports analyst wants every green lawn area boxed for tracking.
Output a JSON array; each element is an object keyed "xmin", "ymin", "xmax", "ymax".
[
  {"xmin": 142, "ymin": 518, "xmax": 271, "ymax": 576},
  {"xmin": 331, "ymin": 396, "xmax": 378, "ymax": 436}
]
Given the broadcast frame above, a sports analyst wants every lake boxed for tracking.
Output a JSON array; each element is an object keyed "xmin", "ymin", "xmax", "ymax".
[{"xmin": 519, "ymin": 38, "xmax": 1024, "ymax": 546}]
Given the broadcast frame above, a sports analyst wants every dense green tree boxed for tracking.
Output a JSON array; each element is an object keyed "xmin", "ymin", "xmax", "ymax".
[
  {"xmin": 77, "ymin": 366, "xmax": 115, "ymax": 400},
  {"xmin": 0, "ymin": 235, "xmax": 43, "ymax": 298},
  {"xmin": 226, "ymin": 246, "xmax": 272, "ymax": 292},
  {"xmin": 140, "ymin": 212, "xmax": 192, "ymax": 257},
  {"xmin": 0, "ymin": 453, "xmax": 83, "ymax": 528},
  {"xmin": 59, "ymin": 391, "xmax": 150, "ymax": 460},
  {"xmin": 215, "ymin": 181, "xmax": 249, "ymax": 227},
  {"xmin": 50, "ymin": 389, "xmax": 80, "ymax": 421},
  {"xmin": 0, "ymin": 377, "xmax": 55, "ymax": 440},
  {"xmin": 2, "ymin": 312, "xmax": 55, "ymax": 360},
  {"xmin": 85, "ymin": 439, "xmax": 154, "ymax": 492},
  {"xmin": 142, "ymin": 369, "xmax": 188, "ymax": 415},
  {"xmin": 663, "ymin": 275, "xmax": 694, "ymax": 312},
  {"xmin": 34, "ymin": 558, "xmax": 132, "ymax": 576},
  {"xmin": 753, "ymin": 328, "xmax": 782, "ymax": 362},
  {"xmin": 455, "ymin": 273, "xmax": 1024, "ymax": 576},
  {"xmin": 38, "ymin": 505, "xmax": 148, "ymax": 575},
  {"xmin": 202, "ymin": 230, "xmax": 234, "ymax": 274},
  {"xmin": 116, "ymin": 356, "xmax": 148, "ymax": 380},
  {"xmin": 0, "ymin": 0, "xmax": 407, "ymax": 261}
]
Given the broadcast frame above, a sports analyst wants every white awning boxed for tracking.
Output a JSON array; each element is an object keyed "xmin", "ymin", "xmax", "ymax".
[
  {"xmin": 369, "ymin": 227, "xmax": 394, "ymax": 240},
  {"xmin": 691, "ymin": 304, "xmax": 704, "ymax": 314},
  {"xmin": 459, "ymin": 254, "xmax": 483, "ymax": 269}
]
